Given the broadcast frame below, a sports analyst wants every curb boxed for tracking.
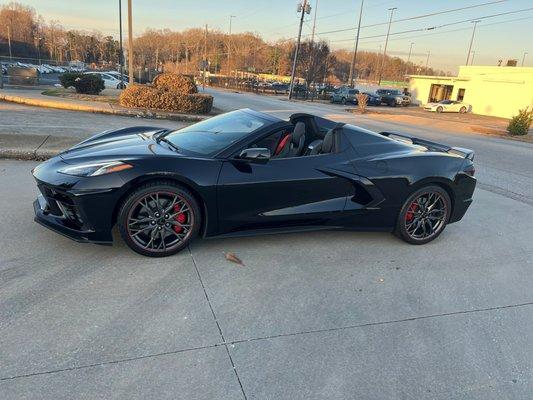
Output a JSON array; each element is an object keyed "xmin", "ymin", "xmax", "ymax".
[
  {"xmin": 0, "ymin": 133, "xmax": 81, "ymax": 161},
  {"xmin": 0, "ymin": 92, "xmax": 208, "ymax": 123}
]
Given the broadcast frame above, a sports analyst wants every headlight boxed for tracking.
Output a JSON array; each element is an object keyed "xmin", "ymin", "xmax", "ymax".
[{"xmin": 58, "ymin": 161, "xmax": 132, "ymax": 177}]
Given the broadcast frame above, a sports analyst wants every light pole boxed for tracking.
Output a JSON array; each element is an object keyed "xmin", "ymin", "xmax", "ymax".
[
  {"xmin": 521, "ymin": 52, "xmax": 528, "ymax": 67},
  {"xmin": 348, "ymin": 0, "xmax": 364, "ymax": 87},
  {"xmin": 127, "ymin": 0, "xmax": 134, "ymax": 84},
  {"xmin": 425, "ymin": 50, "xmax": 430, "ymax": 74},
  {"xmin": 377, "ymin": 7, "xmax": 397, "ymax": 86},
  {"xmin": 310, "ymin": 0, "xmax": 319, "ymax": 43},
  {"xmin": 465, "ymin": 20, "xmax": 481, "ymax": 65},
  {"xmin": 288, "ymin": 0, "xmax": 311, "ymax": 100},
  {"xmin": 228, "ymin": 15, "xmax": 235, "ymax": 77},
  {"xmin": 118, "ymin": 0, "xmax": 124, "ymax": 87},
  {"xmin": 470, "ymin": 51, "xmax": 475, "ymax": 65}
]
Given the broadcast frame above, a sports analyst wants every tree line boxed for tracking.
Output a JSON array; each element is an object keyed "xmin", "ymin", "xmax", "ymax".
[{"xmin": 0, "ymin": 2, "xmax": 449, "ymax": 83}]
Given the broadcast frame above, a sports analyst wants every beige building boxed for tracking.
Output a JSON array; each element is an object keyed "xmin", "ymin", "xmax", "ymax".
[{"xmin": 408, "ymin": 65, "xmax": 533, "ymax": 119}]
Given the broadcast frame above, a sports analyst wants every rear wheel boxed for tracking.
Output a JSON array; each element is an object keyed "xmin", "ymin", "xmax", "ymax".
[
  {"xmin": 341, "ymin": 97, "xmax": 347, "ymax": 105},
  {"xmin": 436, "ymin": 106, "xmax": 443, "ymax": 113},
  {"xmin": 118, "ymin": 182, "xmax": 200, "ymax": 257},
  {"xmin": 395, "ymin": 185, "xmax": 451, "ymax": 245},
  {"xmin": 459, "ymin": 106, "xmax": 467, "ymax": 113}
]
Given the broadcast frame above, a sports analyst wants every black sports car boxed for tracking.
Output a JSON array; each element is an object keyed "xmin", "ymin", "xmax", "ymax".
[{"xmin": 32, "ymin": 109, "xmax": 476, "ymax": 257}]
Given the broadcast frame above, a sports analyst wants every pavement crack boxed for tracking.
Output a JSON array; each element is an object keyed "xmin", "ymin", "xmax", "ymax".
[
  {"xmin": 477, "ymin": 183, "xmax": 533, "ymax": 206},
  {"xmin": 0, "ymin": 343, "xmax": 222, "ymax": 382},
  {"xmin": 34, "ymin": 134, "xmax": 51, "ymax": 152},
  {"xmin": 228, "ymin": 301, "xmax": 533, "ymax": 346},
  {"xmin": 188, "ymin": 246, "xmax": 248, "ymax": 400}
]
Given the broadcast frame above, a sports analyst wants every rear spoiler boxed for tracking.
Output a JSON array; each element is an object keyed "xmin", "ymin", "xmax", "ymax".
[{"xmin": 379, "ymin": 131, "xmax": 474, "ymax": 161}]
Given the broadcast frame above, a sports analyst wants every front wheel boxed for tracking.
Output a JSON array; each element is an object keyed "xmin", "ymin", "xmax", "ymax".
[
  {"xmin": 118, "ymin": 181, "xmax": 200, "ymax": 257},
  {"xmin": 394, "ymin": 185, "xmax": 451, "ymax": 245},
  {"xmin": 341, "ymin": 97, "xmax": 347, "ymax": 105},
  {"xmin": 436, "ymin": 106, "xmax": 443, "ymax": 113},
  {"xmin": 459, "ymin": 106, "xmax": 467, "ymax": 113}
]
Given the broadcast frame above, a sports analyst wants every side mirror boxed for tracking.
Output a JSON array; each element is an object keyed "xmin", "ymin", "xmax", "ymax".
[{"xmin": 238, "ymin": 148, "xmax": 271, "ymax": 163}]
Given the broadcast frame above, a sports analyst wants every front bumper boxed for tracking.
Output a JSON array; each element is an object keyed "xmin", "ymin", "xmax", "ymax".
[{"xmin": 33, "ymin": 195, "xmax": 110, "ymax": 244}]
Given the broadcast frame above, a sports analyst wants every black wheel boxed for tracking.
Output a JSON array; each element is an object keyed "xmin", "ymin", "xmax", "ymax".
[
  {"xmin": 341, "ymin": 97, "xmax": 347, "ymax": 105},
  {"xmin": 118, "ymin": 181, "xmax": 200, "ymax": 257},
  {"xmin": 388, "ymin": 99, "xmax": 396, "ymax": 107},
  {"xmin": 395, "ymin": 185, "xmax": 451, "ymax": 245},
  {"xmin": 436, "ymin": 106, "xmax": 443, "ymax": 113},
  {"xmin": 459, "ymin": 106, "xmax": 467, "ymax": 114}
]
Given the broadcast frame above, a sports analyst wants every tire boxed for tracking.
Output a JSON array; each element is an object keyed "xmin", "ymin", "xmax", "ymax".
[
  {"xmin": 436, "ymin": 106, "xmax": 443, "ymax": 113},
  {"xmin": 388, "ymin": 99, "xmax": 396, "ymax": 107},
  {"xmin": 459, "ymin": 106, "xmax": 467, "ymax": 114},
  {"xmin": 394, "ymin": 185, "xmax": 451, "ymax": 245},
  {"xmin": 117, "ymin": 181, "xmax": 201, "ymax": 257},
  {"xmin": 330, "ymin": 96, "xmax": 334, "ymax": 103},
  {"xmin": 341, "ymin": 97, "xmax": 347, "ymax": 105}
]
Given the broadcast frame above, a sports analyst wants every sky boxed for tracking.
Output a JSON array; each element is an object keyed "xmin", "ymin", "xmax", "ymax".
[{"xmin": 13, "ymin": 0, "xmax": 533, "ymax": 73}]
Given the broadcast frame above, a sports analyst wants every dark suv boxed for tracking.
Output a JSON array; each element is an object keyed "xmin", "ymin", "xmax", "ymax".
[
  {"xmin": 330, "ymin": 87, "xmax": 359, "ymax": 105},
  {"xmin": 375, "ymin": 89, "xmax": 411, "ymax": 107}
]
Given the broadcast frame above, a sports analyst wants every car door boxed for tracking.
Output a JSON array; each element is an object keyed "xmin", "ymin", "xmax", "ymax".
[{"xmin": 216, "ymin": 133, "xmax": 356, "ymax": 234}]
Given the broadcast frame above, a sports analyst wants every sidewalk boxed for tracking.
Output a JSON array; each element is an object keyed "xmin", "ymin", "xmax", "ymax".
[{"xmin": 0, "ymin": 86, "xmax": 208, "ymax": 123}]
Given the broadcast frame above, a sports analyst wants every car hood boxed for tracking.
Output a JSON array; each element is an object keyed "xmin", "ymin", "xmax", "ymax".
[{"xmin": 59, "ymin": 126, "xmax": 175, "ymax": 163}]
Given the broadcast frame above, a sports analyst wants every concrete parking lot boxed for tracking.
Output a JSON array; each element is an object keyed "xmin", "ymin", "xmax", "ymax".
[{"xmin": 1, "ymin": 88, "xmax": 532, "ymax": 399}]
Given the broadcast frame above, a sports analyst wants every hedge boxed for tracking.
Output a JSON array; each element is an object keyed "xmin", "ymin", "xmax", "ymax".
[
  {"xmin": 59, "ymin": 72, "xmax": 84, "ymax": 88},
  {"xmin": 152, "ymin": 73, "xmax": 197, "ymax": 94},
  {"xmin": 119, "ymin": 84, "xmax": 213, "ymax": 114},
  {"xmin": 73, "ymin": 74, "xmax": 105, "ymax": 95}
]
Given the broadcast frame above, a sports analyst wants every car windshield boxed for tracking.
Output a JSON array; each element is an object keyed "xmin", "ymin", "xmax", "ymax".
[
  {"xmin": 439, "ymin": 100, "xmax": 452, "ymax": 104},
  {"xmin": 348, "ymin": 90, "xmax": 357, "ymax": 95},
  {"xmin": 163, "ymin": 110, "xmax": 267, "ymax": 156}
]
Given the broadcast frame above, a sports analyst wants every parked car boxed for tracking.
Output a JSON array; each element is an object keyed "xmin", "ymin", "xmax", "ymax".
[
  {"xmin": 330, "ymin": 87, "xmax": 359, "ymax": 105},
  {"xmin": 424, "ymin": 100, "xmax": 470, "ymax": 114},
  {"xmin": 32, "ymin": 109, "xmax": 476, "ymax": 257},
  {"xmin": 375, "ymin": 89, "xmax": 410, "ymax": 107},
  {"xmin": 107, "ymin": 71, "xmax": 130, "ymax": 83},
  {"xmin": 271, "ymin": 83, "xmax": 289, "ymax": 94},
  {"xmin": 84, "ymin": 71, "xmax": 128, "ymax": 89},
  {"xmin": 362, "ymin": 92, "xmax": 382, "ymax": 106}
]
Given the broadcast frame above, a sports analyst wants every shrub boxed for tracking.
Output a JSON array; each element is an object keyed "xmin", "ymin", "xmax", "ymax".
[
  {"xmin": 119, "ymin": 84, "xmax": 213, "ymax": 114},
  {"xmin": 153, "ymin": 73, "xmax": 197, "ymax": 94},
  {"xmin": 356, "ymin": 93, "xmax": 369, "ymax": 114},
  {"xmin": 73, "ymin": 74, "xmax": 105, "ymax": 95},
  {"xmin": 507, "ymin": 106, "xmax": 533, "ymax": 136},
  {"xmin": 59, "ymin": 72, "xmax": 84, "ymax": 89}
]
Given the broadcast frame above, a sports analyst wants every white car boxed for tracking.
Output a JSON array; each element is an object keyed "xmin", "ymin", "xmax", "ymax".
[
  {"xmin": 84, "ymin": 71, "xmax": 128, "ymax": 89},
  {"xmin": 424, "ymin": 100, "xmax": 470, "ymax": 113}
]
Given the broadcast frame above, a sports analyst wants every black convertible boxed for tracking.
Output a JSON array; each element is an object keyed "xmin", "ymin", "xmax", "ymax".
[{"xmin": 32, "ymin": 109, "xmax": 476, "ymax": 257}]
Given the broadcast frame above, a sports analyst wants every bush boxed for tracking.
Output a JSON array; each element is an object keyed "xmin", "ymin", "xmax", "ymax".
[
  {"xmin": 153, "ymin": 73, "xmax": 197, "ymax": 94},
  {"xmin": 59, "ymin": 72, "xmax": 84, "ymax": 89},
  {"xmin": 507, "ymin": 106, "xmax": 533, "ymax": 136},
  {"xmin": 119, "ymin": 84, "xmax": 213, "ymax": 114},
  {"xmin": 73, "ymin": 74, "xmax": 105, "ymax": 95}
]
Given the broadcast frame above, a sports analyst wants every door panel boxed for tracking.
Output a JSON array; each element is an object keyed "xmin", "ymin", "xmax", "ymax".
[{"xmin": 217, "ymin": 153, "xmax": 356, "ymax": 234}]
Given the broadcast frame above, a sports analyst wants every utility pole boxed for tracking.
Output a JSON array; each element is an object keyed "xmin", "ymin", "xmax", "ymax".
[
  {"xmin": 310, "ymin": 0, "xmax": 319, "ymax": 43},
  {"xmin": 288, "ymin": 0, "xmax": 311, "ymax": 100},
  {"xmin": 425, "ymin": 50, "xmax": 430, "ymax": 73},
  {"xmin": 465, "ymin": 20, "xmax": 481, "ymax": 65},
  {"xmin": 203, "ymin": 24, "xmax": 208, "ymax": 91},
  {"xmin": 377, "ymin": 7, "xmax": 396, "ymax": 86},
  {"xmin": 470, "ymin": 51, "xmax": 475, "ymax": 65},
  {"xmin": 348, "ymin": 0, "xmax": 364, "ymax": 87},
  {"xmin": 127, "ymin": 0, "xmax": 134, "ymax": 84},
  {"xmin": 404, "ymin": 42, "xmax": 414, "ymax": 79},
  {"xmin": 118, "ymin": 0, "xmax": 124, "ymax": 88},
  {"xmin": 521, "ymin": 52, "xmax": 528, "ymax": 67},
  {"xmin": 7, "ymin": 25, "xmax": 13, "ymax": 60},
  {"xmin": 228, "ymin": 15, "xmax": 235, "ymax": 77}
]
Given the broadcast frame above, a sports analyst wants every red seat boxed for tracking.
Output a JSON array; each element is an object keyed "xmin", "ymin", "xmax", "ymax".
[{"xmin": 274, "ymin": 133, "xmax": 291, "ymax": 156}]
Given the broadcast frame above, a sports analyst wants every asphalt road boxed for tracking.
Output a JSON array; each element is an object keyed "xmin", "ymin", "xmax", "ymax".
[
  {"xmin": 0, "ymin": 159, "xmax": 532, "ymax": 399},
  {"xmin": 1, "ymin": 89, "xmax": 532, "ymax": 399},
  {"xmin": 0, "ymin": 101, "xmax": 184, "ymax": 138}
]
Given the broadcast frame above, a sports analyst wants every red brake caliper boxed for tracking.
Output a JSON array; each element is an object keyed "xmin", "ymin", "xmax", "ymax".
[
  {"xmin": 406, "ymin": 202, "xmax": 418, "ymax": 222},
  {"xmin": 173, "ymin": 204, "xmax": 187, "ymax": 233}
]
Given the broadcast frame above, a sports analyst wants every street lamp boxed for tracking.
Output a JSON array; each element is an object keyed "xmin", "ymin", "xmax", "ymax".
[
  {"xmin": 377, "ymin": 7, "xmax": 397, "ymax": 86},
  {"xmin": 228, "ymin": 15, "xmax": 236, "ymax": 77},
  {"xmin": 118, "ymin": 0, "xmax": 124, "ymax": 87},
  {"xmin": 404, "ymin": 42, "xmax": 414, "ymax": 78},
  {"xmin": 521, "ymin": 52, "xmax": 528, "ymax": 67},
  {"xmin": 348, "ymin": 0, "xmax": 364, "ymax": 87}
]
